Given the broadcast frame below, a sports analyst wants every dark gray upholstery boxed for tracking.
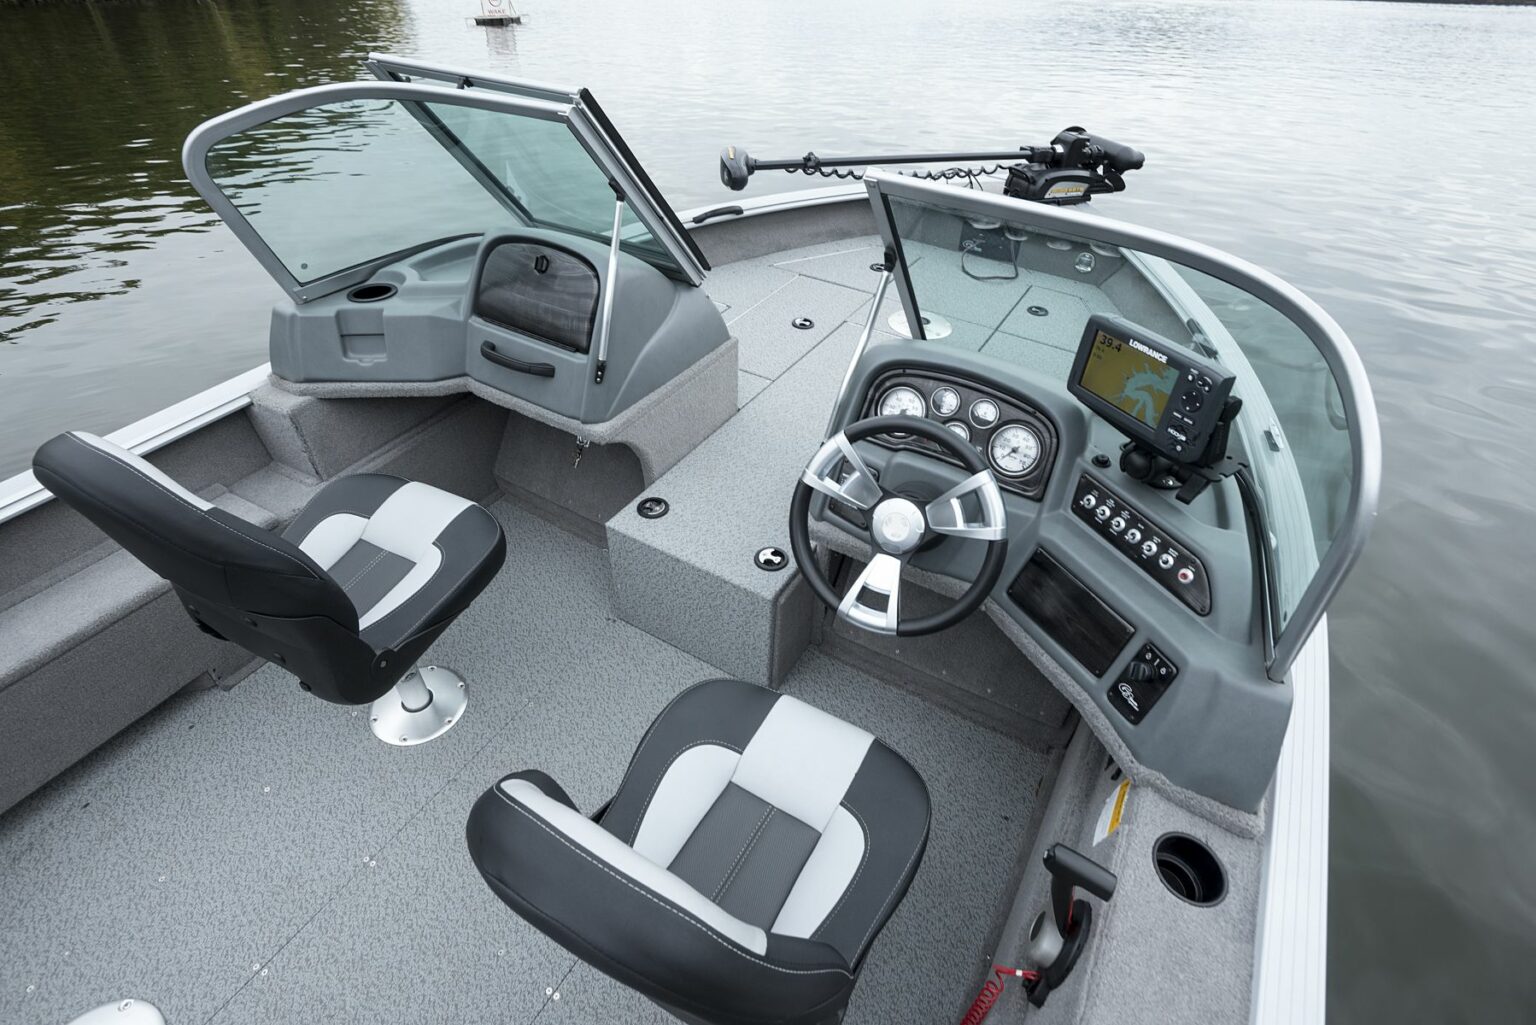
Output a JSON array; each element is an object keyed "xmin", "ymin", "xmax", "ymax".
[
  {"xmin": 32, "ymin": 432, "xmax": 505, "ymax": 706},
  {"xmin": 466, "ymin": 679, "xmax": 931, "ymax": 1025}
]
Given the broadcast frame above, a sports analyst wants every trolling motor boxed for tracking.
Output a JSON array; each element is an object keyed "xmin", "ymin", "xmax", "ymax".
[{"xmin": 719, "ymin": 126, "xmax": 1143, "ymax": 205}]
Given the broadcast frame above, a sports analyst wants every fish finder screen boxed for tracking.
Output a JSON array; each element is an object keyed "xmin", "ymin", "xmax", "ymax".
[{"xmin": 1078, "ymin": 329, "xmax": 1180, "ymax": 428}]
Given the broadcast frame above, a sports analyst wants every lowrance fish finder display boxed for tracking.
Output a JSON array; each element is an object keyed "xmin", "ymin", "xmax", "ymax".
[
  {"xmin": 1068, "ymin": 315, "xmax": 1237, "ymax": 464},
  {"xmin": 1078, "ymin": 329, "xmax": 1180, "ymax": 428}
]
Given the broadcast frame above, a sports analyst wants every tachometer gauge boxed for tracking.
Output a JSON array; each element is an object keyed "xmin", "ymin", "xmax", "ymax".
[
  {"xmin": 970, "ymin": 398, "xmax": 1000, "ymax": 428},
  {"xmin": 878, "ymin": 386, "xmax": 926, "ymax": 419},
  {"xmin": 931, "ymin": 386, "xmax": 961, "ymax": 417},
  {"xmin": 989, "ymin": 424, "xmax": 1041, "ymax": 477}
]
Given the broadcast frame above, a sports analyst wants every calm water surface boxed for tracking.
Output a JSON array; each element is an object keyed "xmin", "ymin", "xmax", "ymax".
[{"xmin": 2, "ymin": 0, "xmax": 1535, "ymax": 1020}]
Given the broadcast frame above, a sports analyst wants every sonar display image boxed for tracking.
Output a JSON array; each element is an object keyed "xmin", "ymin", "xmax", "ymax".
[{"xmin": 1079, "ymin": 330, "xmax": 1180, "ymax": 427}]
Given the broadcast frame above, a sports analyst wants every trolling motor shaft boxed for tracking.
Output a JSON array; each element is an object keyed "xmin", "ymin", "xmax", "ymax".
[{"xmin": 719, "ymin": 127, "xmax": 1144, "ymax": 205}]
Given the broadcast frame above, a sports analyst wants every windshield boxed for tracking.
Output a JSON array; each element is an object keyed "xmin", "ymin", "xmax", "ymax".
[
  {"xmin": 878, "ymin": 188, "xmax": 1362, "ymax": 646},
  {"xmin": 202, "ymin": 96, "xmax": 679, "ymax": 290}
]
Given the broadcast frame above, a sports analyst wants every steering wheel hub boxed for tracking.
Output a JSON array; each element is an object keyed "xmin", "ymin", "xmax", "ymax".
[{"xmin": 871, "ymin": 498, "xmax": 925, "ymax": 554}]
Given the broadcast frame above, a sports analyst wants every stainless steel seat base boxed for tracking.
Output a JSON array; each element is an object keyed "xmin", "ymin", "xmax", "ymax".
[{"xmin": 368, "ymin": 665, "xmax": 467, "ymax": 747}]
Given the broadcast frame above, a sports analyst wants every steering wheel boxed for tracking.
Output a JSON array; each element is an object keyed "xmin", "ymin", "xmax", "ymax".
[{"xmin": 789, "ymin": 415, "xmax": 1009, "ymax": 636}]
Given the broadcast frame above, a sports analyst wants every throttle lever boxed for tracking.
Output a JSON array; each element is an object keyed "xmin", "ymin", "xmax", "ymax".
[
  {"xmin": 1045, "ymin": 843, "xmax": 1118, "ymax": 936},
  {"xmin": 1026, "ymin": 844, "xmax": 1117, "ymax": 1007}
]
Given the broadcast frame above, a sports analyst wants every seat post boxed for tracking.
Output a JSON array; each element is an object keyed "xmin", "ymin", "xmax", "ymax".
[{"xmin": 368, "ymin": 663, "xmax": 468, "ymax": 747}]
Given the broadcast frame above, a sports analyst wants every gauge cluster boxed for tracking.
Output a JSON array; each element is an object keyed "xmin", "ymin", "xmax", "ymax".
[{"xmin": 862, "ymin": 370, "xmax": 1057, "ymax": 500}]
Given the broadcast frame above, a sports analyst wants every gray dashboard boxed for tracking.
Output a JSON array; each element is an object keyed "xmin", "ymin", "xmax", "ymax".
[
  {"xmin": 820, "ymin": 341, "xmax": 1290, "ymax": 812},
  {"xmin": 266, "ymin": 228, "xmax": 729, "ymax": 425}
]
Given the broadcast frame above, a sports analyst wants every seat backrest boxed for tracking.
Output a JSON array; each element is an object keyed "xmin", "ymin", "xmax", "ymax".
[
  {"xmin": 34, "ymin": 432, "xmax": 356, "ymax": 628},
  {"xmin": 31, "ymin": 433, "xmax": 387, "ymax": 702}
]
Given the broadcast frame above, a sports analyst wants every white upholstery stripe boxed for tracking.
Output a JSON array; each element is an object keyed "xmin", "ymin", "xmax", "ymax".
[
  {"xmin": 295, "ymin": 513, "xmax": 369, "ymax": 569},
  {"xmin": 771, "ymin": 805, "xmax": 865, "ymax": 938},
  {"xmin": 500, "ymin": 779, "xmax": 768, "ymax": 955},
  {"xmin": 70, "ymin": 432, "xmax": 213, "ymax": 511},
  {"xmin": 631, "ymin": 745, "xmax": 742, "ymax": 867},
  {"xmin": 732, "ymin": 696, "xmax": 874, "ymax": 831},
  {"xmin": 360, "ymin": 482, "xmax": 473, "ymax": 561}
]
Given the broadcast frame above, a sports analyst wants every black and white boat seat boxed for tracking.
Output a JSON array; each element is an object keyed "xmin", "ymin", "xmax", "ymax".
[
  {"xmin": 31, "ymin": 431, "xmax": 505, "ymax": 706},
  {"xmin": 467, "ymin": 678, "xmax": 930, "ymax": 1025}
]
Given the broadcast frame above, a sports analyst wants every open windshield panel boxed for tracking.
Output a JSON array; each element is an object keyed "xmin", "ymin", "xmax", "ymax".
[
  {"xmin": 364, "ymin": 53, "xmax": 709, "ymax": 276},
  {"xmin": 863, "ymin": 171, "xmax": 1378, "ymax": 678},
  {"xmin": 184, "ymin": 81, "xmax": 703, "ymax": 303}
]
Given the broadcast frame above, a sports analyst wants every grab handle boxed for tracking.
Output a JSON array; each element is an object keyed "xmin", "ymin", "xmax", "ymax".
[{"xmin": 480, "ymin": 341, "xmax": 555, "ymax": 378}]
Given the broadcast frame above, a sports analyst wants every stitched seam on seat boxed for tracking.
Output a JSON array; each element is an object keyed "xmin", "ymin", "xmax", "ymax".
[
  {"xmin": 491, "ymin": 787, "xmax": 850, "ymax": 978},
  {"xmin": 341, "ymin": 548, "xmax": 389, "ymax": 589},
  {"xmin": 854, "ymin": 808, "xmax": 927, "ymax": 957},
  {"xmin": 606, "ymin": 680, "xmax": 746, "ymax": 829},
  {"xmin": 628, "ymin": 740, "xmax": 744, "ymax": 846},
  {"xmin": 810, "ymin": 802, "xmax": 871, "ymax": 942},
  {"xmin": 66, "ymin": 433, "xmax": 316, "ymax": 577},
  {"xmin": 712, "ymin": 805, "xmax": 774, "ymax": 902}
]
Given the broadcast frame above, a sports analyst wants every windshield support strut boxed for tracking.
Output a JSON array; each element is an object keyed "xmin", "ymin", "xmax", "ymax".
[{"xmin": 594, "ymin": 185, "xmax": 625, "ymax": 384}]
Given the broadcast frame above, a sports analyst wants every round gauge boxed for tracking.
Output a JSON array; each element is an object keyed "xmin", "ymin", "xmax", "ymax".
[
  {"xmin": 878, "ymin": 385, "xmax": 926, "ymax": 419},
  {"xmin": 989, "ymin": 424, "xmax": 1042, "ymax": 477},
  {"xmin": 931, "ymin": 386, "xmax": 961, "ymax": 417},
  {"xmin": 970, "ymin": 398, "xmax": 1001, "ymax": 428},
  {"xmin": 945, "ymin": 421, "xmax": 971, "ymax": 441}
]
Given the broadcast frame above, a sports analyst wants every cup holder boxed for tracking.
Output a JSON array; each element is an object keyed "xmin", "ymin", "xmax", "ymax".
[
  {"xmin": 347, "ymin": 282, "xmax": 397, "ymax": 303},
  {"xmin": 1153, "ymin": 833, "xmax": 1225, "ymax": 907}
]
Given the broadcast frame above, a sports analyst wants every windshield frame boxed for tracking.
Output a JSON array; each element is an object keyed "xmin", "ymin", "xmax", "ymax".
[
  {"xmin": 182, "ymin": 80, "xmax": 705, "ymax": 302},
  {"xmin": 861, "ymin": 170, "xmax": 1380, "ymax": 679}
]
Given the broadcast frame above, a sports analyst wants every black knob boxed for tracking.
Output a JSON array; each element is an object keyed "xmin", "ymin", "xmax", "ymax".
[{"xmin": 1123, "ymin": 661, "xmax": 1155, "ymax": 683}]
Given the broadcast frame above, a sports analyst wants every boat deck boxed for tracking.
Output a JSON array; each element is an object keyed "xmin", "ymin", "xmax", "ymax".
[{"xmin": 1, "ymin": 237, "xmax": 1059, "ymax": 1025}]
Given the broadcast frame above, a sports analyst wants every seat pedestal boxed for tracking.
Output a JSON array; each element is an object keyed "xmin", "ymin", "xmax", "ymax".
[{"xmin": 369, "ymin": 664, "xmax": 467, "ymax": 746}]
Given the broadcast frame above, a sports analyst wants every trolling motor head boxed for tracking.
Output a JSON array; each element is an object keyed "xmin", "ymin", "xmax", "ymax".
[{"xmin": 719, "ymin": 145, "xmax": 755, "ymax": 191}]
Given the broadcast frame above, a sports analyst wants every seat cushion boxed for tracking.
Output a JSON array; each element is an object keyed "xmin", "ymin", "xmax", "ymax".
[
  {"xmin": 281, "ymin": 475, "xmax": 506, "ymax": 651},
  {"xmin": 466, "ymin": 680, "xmax": 930, "ymax": 1025}
]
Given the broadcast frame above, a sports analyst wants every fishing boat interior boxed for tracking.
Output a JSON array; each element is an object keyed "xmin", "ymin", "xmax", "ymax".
[{"xmin": 0, "ymin": 55, "xmax": 1379, "ymax": 1025}]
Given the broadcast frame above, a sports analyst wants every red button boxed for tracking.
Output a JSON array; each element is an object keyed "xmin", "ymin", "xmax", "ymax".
[{"xmin": 1176, "ymin": 567, "xmax": 1195, "ymax": 585}]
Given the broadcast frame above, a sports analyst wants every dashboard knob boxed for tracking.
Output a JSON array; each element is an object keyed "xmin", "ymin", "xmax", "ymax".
[
  {"xmin": 1124, "ymin": 527, "xmax": 1142, "ymax": 544},
  {"xmin": 1123, "ymin": 661, "xmax": 1155, "ymax": 683},
  {"xmin": 1140, "ymin": 539, "xmax": 1158, "ymax": 557},
  {"xmin": 1110, "ymin": 516, "xmax": 1127, "ymax": 533},
  {"xmin": 1158, "ymin": 552, "xmax": 1175, "ymax": 570},
  {"xmin": 1095, "ymin": 506, "xmax": 1112, "ymax": 522},
  {"xmin": 1080, "ymin": 493, "xmax": 1098, "ymax": 510}
]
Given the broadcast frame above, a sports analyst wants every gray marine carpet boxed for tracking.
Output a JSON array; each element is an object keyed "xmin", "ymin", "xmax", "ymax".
[
  {"xmin": 0, "ymin": 500, "xmax": 1050, "ymax": 1025},
  {"xmin": 1, "ymin": 236, "xmax": 1056, "ymax": 1025}
]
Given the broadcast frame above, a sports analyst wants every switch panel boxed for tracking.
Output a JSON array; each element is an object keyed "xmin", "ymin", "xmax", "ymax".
[
  {"xmin": 1107, "ymin": 642, "xmax": 1179, "ymax": 725},
  {"xmin": 1071, "ymin": 474, "xmax": 1211, "ymax": 615}
]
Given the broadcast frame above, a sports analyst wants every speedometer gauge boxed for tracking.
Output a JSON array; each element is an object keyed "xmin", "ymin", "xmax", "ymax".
[
  {"xmin": 988, "ymin": 424, "xmax": 1041, "ymax": 477},
  {"xmin": 878, "ymin": 386, "xmax": 926, "ymax": 419},
  {"xmin": 931, "ymin": 387, "xmax": 960, "ymax": 417}
]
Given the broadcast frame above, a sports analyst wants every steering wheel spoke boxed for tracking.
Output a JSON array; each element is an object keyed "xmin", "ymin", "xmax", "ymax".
[
  {"xmin": 800, "ymin": 432, "xmax": 882, "ymax": 511},
  {"xmin": 925, "ymin": 471, "xmax": 1008, "ymax": 541},
  {"xmin": 838, "ymin": 552, "xmax": 904, "ymax": 635}
]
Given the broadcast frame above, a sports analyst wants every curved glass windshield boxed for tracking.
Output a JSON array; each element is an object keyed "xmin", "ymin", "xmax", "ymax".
[
  {"xmin": 203, "ymin": 97, "xmax": 673, "ymax": 288},
  {"xmin": 878, "ymin": 188, "xmax": 1364, "ymax": 649}
]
